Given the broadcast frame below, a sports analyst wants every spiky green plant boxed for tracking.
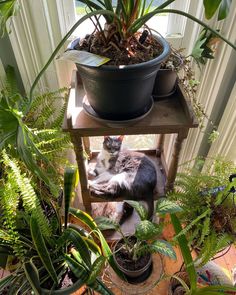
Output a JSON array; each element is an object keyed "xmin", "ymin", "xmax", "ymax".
[
  {"xmin": 169, "ymin": 158, "xmax": 236, "ymax": 266},
  {"xmin": 0, "ymin": 157, "xmax": 114, "ymax": 294}
]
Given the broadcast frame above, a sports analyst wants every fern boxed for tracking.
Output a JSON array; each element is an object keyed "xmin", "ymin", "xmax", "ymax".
[
  {"xmin": 2, "ymin": 152, "xmax": 52, "ymax": 241},
  {"xmin": 0, "ymin": 169, "xmax": 25, "ymax": 258},
  {"xmin": 196, "ymin": 233, "xmax": 232, "ymax": 267}
]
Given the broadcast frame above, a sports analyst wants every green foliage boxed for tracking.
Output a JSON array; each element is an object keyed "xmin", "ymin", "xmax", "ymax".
[
  {"xmin": 169, "ymin": 158, "xmax": 236, "ymax": 265},
  {"xmin": 96, "ymin": 199, "xmax": 177, "ymax": 262},
  {"xmin": 203, "ymin": 0, "xmax": 232, "ymax": 20},
  {"xmin": 170, "ymin": 214, "xmax": 236, "ymax": 295},
  {"xmin": 0, "ymin": 66, "xmax": 71, "ymax": 198},
  {"xmin": 0, "ymin": 164, "xmax": 112, "ymax": 294},
  {"xmin": 0, "ymin": 0, "xmax": 19, "ymax": 37}
]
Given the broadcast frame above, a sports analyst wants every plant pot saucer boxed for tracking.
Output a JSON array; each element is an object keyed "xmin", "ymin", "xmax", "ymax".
[
  {"xmin": 104, "ymin": 253, "xmax": 163, "ymax": 294},
  {"xmin": 82, "ymin": 96, "xmax": 154, "ymax": 127}
]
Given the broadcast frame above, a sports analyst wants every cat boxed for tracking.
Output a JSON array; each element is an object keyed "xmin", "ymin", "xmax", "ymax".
[{"xmin": 88, "ymin": 136, "xmax": 157, "ymax": 220}]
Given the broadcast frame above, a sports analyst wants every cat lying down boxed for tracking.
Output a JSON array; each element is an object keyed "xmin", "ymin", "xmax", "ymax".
[{"xmin": 88, "ymin": 136, "xmax": 157, "ymax": 222}]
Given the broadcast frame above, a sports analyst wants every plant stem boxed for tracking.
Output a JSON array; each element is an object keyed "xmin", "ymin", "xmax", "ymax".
[
  {"xmin": 28, "ymin": 9, "xmax": 119, "ymax": 113},
  {"xmin": 129, "ymin": 8, "xmax": 236, "ymax": 52}
]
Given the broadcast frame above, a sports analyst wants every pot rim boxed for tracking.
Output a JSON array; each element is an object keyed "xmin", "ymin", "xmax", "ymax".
[
  {"xmin": 113, "ymin": 237, "xmax": 152, "ymax": 274},
  {"xmin": 68, "ymin": 34, "xmax": 170, "ymax": 70}
]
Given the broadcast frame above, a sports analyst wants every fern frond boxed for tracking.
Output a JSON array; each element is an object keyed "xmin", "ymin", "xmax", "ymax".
[
  {"xmin": 1, "ymin": 170, "xmax": 25, "ymax": 258},
  {"xmin": 197, "ymin": 233, "xmax": 232, "ymax": 266},
  {"xmin": 2, "ymin": 152, "xmax": 52, "ymax": 240}
]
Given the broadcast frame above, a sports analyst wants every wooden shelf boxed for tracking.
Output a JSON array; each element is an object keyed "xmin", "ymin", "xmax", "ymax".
[
  {"xmin": 63, "ymin": 70, "xmax": 198, "ymax": 213},
  {"xmin": 63, "ymin": 72, "xmax": 198, "ymax": 136}
]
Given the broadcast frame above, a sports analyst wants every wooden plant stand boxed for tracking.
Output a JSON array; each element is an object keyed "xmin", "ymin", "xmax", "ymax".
[{"xmin": 63, "ymin": 71, "xmax": 198, "ymax": 214}]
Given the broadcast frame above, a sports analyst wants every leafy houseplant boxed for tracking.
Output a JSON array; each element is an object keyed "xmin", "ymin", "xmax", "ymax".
[
  {"xmin": 0, "ymin": 65, "xmax": 71, "ymax": 198},
  {"xmin": 0, "ymin": 155, "xmax": 114, "ymax": 294},
  {"xmin": 1, "ymin": 0, "xmax": 236, "ymax": 122},
  {"xmin": 169, "ymin": 214, "xmax": 236, "ymax": 295},
  {"xmin": 95, "ymin": 199, "xmax": 182, "ymax": 283},
  {"xmin": 169, "ymin": 158, "xmax": 236, "ymax": 267}
]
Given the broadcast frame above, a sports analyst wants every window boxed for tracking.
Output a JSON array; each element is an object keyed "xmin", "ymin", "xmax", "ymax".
[{"xmin": 72, "ymin": 0, "xmax": 190, "ymax": 39}]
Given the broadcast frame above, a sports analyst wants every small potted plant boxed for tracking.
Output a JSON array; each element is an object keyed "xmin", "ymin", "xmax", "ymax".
[
  {"xmin": 169, "ymin": 213, "xmax": 236, "ymax": 295},
  {"xmin": 152, "ymin": 47, "xmax": 184, "ymax": 98},
  {"xmin": 0, "ymin": 154, "xmax": 114, "ymax": 294},
  {"xmin": 95, "ymin": 199, "xmax": 182, "ymax": 283}
]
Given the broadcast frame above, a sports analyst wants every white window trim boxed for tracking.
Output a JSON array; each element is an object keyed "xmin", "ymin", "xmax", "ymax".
[{"xmin": 179, "ymin": 2, "xmax": 236, "ymax": 167}]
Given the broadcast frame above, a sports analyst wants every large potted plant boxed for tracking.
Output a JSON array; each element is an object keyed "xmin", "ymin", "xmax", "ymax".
[
  {"xmin": 0, "ymin": 156, "xmax": 115, "ymax": 294},
  {"xmin": 1, "ymin": 0, "xmax": 236, "ymax": 121},
  {"xmin": 95, "ymin": 199, "xmax": 182, "ymax": 283}
]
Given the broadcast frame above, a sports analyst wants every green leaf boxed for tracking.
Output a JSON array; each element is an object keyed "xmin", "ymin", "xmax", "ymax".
[
  {"xmin": 0, "ymin": 274, "xmax": 15, "ymax": 291},
  {"xmin": 64, "ymin": 254, "xmax": 89, "ymax": 282},
  {"xmin": 149, "ymin": 239, "xmax": 176, "ymax": 259},
  {"xmin": 64, "ymin": 167, "xmax": 77, "ymax": 228},
  {"xmin": 87, "ymin": 256, "xmax": 106, "ymax": 284},
  {"xmin": 203, "ymin": 0, "xmax": 221, "ymax": 19},
  {"xmin": 23, "ymin": 261, "xmax": 41, "ymax": 295},
  {"xmin": 0, "ymin": 0, "xmax": 19, "ymax": 37},
  {"xmin": 191, "ymin": 37, "xmax": 207, "ymax": 61},
  {"xmin": 95, "ymin": 216, "xmax": 120, "ymax": 231},
  {"xmin": 95, "ymin": 230, "xmax": 125, "ymax": 280},
  {"xmin": 69, "ymin": 207, "xmax": 97, "ymax": 231},
  {"xmin": 135, "ymin": 220, "xmax": 161, "ymax": 240},
  {"xmin": 125, "ymin": 200, "xmax": 148, "ymax": 220},
  {"xmin": 67, "ymin": 228, "xmax": 91, "ymax": 267},
  {"xmin": 30, "ymin": 214, "xmax": 58, "ymax": 284},
  {"xmin": 218, "ymin": 0, "xmax": 232, "ymax": 20},
  {"xmin": 83, "ymin": 237, "xmax": 102, "ymax": 256},
  {"xmin": 156, "ymin": 198, "xmax": 182, "ymax": 215},
  {"xmin": 170, "ymin": 214, "xmax": 197, "ymax": 292}
]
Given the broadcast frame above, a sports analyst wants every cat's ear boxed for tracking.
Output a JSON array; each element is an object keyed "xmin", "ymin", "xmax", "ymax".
[
  {"xmin": 104, "ymin": 136, "xmax": 109, "ymax": 140},
  {"xmin": 118, "ymin": 135, "xmax": 124, "ymax": 142}
]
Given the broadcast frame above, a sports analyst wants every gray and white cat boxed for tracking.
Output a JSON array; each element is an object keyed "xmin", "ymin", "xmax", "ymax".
[{"xmin": 88, "ymin": 136, "xmax": 157, "ymax": 219}]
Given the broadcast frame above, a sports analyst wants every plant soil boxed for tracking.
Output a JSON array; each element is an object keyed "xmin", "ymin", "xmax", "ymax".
[
  {"xmin": 115, "ymin": 239, "xmax": 151, "ymax": 271},
  {"xmin": 74, "ymin": 31, "xmax": 163, "ymax": 66}
]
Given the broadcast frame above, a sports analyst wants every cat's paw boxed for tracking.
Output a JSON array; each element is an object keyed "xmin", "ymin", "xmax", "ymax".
[{"xmin": 88, "ymin": 168, "xmax": 98, "ymax": 178}]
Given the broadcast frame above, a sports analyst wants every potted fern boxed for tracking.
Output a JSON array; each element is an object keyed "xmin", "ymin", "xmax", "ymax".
[
  {"xmin": 95, "ymin": 199, "xmax": 182, "ymax": 283},
  {"xmin": 169, "ymin": 158, "xmax": 236, "ymax": 266},
  {"xmin": 0, "ymin": 156, "xmax": 115, "ymax": 294},
  {"xmin": 169, "ymin": 214, "xmax": 236, "ymax": 295}
]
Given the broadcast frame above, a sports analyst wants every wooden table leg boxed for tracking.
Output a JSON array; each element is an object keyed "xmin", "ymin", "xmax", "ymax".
[
  {"xmin": 166, "ymin": 130, "xmax": 188, "ymax": 192},
  {"xmin": 82, "ymin": 137, "xmax": 91, "ymax": 159},
  {"xmin": 156, "ymin": 134, "xmax": 165, "ymax": 157},
  {"xmin": 70, "ymin": 132, "xmax": 92, "ymax": 213}
]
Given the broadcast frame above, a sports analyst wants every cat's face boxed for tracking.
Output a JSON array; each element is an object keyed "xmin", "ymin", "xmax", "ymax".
[{"xmin": 103, "ymin": 136, "xmax": 123, "ymax": 155}]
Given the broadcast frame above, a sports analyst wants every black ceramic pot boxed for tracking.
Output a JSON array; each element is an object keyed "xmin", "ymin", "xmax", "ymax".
[
  {"xmin": 152, "ymin": 55, "xmax": 183, "ymax": 99},
  {"xmin": 152, "ymin": 68, "xmax": 178, "ymax": 99},
  {"xmin": 69, "ymin": 35, "xmax": 170, "ymax": 120},
  {"xmin": 113, "ymin": 238, "xmax": 152, "ymax": 284}
]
